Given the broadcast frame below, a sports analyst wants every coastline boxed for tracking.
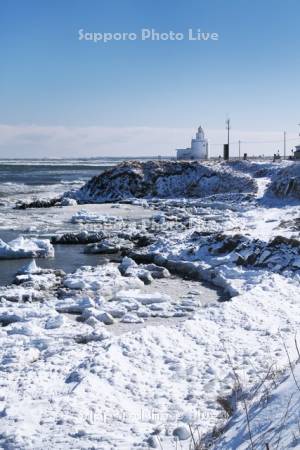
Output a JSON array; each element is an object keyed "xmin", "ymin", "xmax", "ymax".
[{"xmin": 0, "ymin": 159, "xmax": 299, "ymax": 449}]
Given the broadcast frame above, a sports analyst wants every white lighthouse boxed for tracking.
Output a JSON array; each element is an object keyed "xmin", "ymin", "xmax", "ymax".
[{"xmin": 176, "ymin": 126, "xmax": 209, "ymax": 160}]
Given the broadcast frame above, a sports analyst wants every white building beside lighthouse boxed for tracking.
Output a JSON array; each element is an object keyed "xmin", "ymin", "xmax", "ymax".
[{"xmin": 176, "ymin": 126, "xmax": 209, "ymax": 160}]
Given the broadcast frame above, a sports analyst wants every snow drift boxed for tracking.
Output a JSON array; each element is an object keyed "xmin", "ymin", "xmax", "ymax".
[{"xmin": 66, "ymin": 160, "xmax": 257, "ymax": 202}]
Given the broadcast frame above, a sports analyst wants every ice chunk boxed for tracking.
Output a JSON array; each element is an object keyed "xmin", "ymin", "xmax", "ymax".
[
  {"xmin": 45, "ymin": 315, "xmax": 65, "ymax": 329},
  {"xmin": 96, "ymin": 312, "xmax": 114, "ymax": 325},
  {"xmin": 0, "ymin": 236, "xmax": 54, "ymax": 259},
  {"xmin": 114, "ymin": 289, "xmax": 170, "ymax": 305},
  {"xmin": 55, "ymin": 297, "xmax": 95, "ymax": 314},
  {"xmin": 16, "ymin": 259, "xmax": 40, "ymax": 275},
  {"xmin": 120, "ymin": 313, "xmax": 144, "ymax": 323}
]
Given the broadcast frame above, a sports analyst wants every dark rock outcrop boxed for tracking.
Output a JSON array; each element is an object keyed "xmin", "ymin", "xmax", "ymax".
[
  {"xmin": 15, "ymin": 198, "xmax": 61, "ymax": 210},
  {"xmin": 67, "ymin": 160, "xmax": 257, "ymax": 202},
  {"xmin": 51, "ymin": 231, "xmax": 107, "ymax": 245}
]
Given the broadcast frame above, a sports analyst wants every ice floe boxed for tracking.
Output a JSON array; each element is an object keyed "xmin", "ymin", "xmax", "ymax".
[{"xmin": 0, "ymin": 236, "xmax": 54, "ymax": 259}]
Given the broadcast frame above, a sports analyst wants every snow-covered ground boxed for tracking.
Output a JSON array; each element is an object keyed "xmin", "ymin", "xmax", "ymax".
[{"xmin": 0, "ymin": 160, "xmax": 299, "ymax": 449}]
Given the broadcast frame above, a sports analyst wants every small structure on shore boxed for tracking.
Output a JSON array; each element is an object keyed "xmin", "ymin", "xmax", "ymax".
[
  {"xmin": 294, "ymin": 145, "xmax": 300, "ymax": 160},
  {"xmin": 273, "ymin": 151, "xmax": 281, "ymax": 162},
  {"xmin": 177, "ymin": 126, "xmax": 209, "ymax": 160}
]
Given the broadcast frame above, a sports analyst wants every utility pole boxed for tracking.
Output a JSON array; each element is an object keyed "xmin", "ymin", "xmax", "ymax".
[
  {"xmin": 284, "ymin": 131, "xmax": 286, "ymax": 160},
  {"xmin": 223, "ymin": 118, "xmax": 231, "ymax": 161},
  {"xmin": 226, "ymin": 118, "xmax": 230, "ymax": 148},
  {"xmin": 238, "ymin": 140, "xmax": 241, "ymax": 159}
]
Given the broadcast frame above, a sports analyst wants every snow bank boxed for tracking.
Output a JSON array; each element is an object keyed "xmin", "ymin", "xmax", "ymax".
[
  {"xmin": 215, "ymin": 364, "xmax": 300, "ymax": 449},
  {"xmin": 67, "ymin": 160, "xmax": 257, "ymax": 202},
  {"xmin": 0, "ymin": 236, "xmax": 54, "ymax": 259},
  {"xmin": 267, "ymin": 163, "xmax": 300, "ymax": 199},
  {"xmin": 225, "ymin": 159, "xmax": 292, "ymax": 178}
]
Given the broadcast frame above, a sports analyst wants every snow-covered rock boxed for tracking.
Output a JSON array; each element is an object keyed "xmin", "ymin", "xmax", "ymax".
[
  {"xmin": 68, "ymin": 160, "xmax": 257, "ymax": 202},
  {"xmin": 51, "ymin": 230, "xmax": 107, "ymax": 244},
  {"xmin": 85, "ymin": 238, "xmax": 133, "ymax": 254},
  {"xmin": 15, "ymin": 197, "xmax": 60, "ymax": 209},
  {"xmin": 119, "ymin": 257, "xmax": 170, "ymax": 283}
]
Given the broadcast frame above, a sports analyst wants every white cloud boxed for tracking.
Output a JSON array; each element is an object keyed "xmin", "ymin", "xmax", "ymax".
[{"xmin": 0, "ymin": 124, "xmax": 297, "ymax": 158}]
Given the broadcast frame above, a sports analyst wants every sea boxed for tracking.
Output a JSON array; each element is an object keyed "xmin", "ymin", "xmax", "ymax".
[
  {"xmin": 0, "ymin": 157, "xmax": 152, "ymax": 285},
  {"xmin": 0, "ymin": 157, "xmax": 131, "ymax": 194}
]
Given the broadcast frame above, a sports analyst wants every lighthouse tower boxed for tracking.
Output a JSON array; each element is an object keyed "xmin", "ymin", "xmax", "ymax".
[
  {"xmin": 176, "ymin": 125, "xmax": 209, "ymax": 160},
  {"xmin": 190, "ymin": 126, "xmax": 208, "ymax": 159}
]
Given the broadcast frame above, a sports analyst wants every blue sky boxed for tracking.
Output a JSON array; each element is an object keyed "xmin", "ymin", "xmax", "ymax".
[{"xmin": 1, "ymin": 0, "xmax": 300, "ymax": 157}]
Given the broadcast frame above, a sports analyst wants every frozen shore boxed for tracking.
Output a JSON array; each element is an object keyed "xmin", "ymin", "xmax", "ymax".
[{"xmin": 0, "ymin": 160, "xmax": 299, "ymax": 449}]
